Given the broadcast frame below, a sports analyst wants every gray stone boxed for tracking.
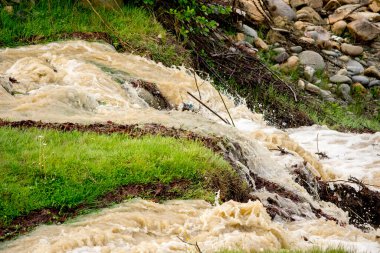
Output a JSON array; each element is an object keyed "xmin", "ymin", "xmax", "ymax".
[
  {"xmin": 346, "ymin": 60, "xmax": 364, "ymax": 75},
  {"xmin": 322, "ymin": 50, "xmax": 340, "ymax": 57},
  {"xmin": 273, "ymin": 52, "xmax": 289, "ymax": 63},
  {"xmin": 337, "ymin": 68, "xmax": 348, "ymax": 76},
  {"xmin": 339, "ymin": 55, "xmax": 350, "ymax": 62},
  {"xmin": 305, "ymin": 82, "xmax": 322, "ymax": 94},
  {"xmin": 330, "ymin": 74, "xmax": 352, "ymax": 84},
  {"xmin": 299, "ymin": 50, "xmax": 326, "ymax": 70},
  {"xmin": 352, "ymin": 75, "xmax": 370, "ymax": 86},
  {"xmin": 338, "ymin": 83, "xmax": 352, "ymax": 102},
  {"xmin": 304, "ymin": 66, "xmax": 315, "ymax": 81},
  {"xmin": 290, "ymin": 46, "xmax": 303, "ymax": 53},
  {"xmin": 341, "ymin": 43, "xmax": 363, "ymax": 56},
  {"xmin": 242, "ymin": 24, "xmax": 258, "ymax": 39},
  {"xmin": 273, "ymin": 47, "xmax": 286, "ymax": 54},
  {"xmin": 369, "ymin": 80, "xmax": 380, "ymax": 87},
  {"xmin": 320, "ymin": 89, "xmax": 336, "ymax": 102}
]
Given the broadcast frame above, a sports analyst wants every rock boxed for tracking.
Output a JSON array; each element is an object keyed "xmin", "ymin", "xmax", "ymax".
[
  {"xmin": 339, "ymin": 55, "xmax": 350, "ymax": 62},
  {"xmin": 273, "ymin": 51, "xmax": 290, "ymax": 63},
  {"xmin": 280, "ymin": 56, "xmax": 300, "ymax": 72},
  {"xmin": 348, "ymin": 12, "xmax": 380, "ymax": 22},
  {"xmin": 330, "ymin": 74, "xmax": 352, "ymax": 84},
  {"xmin": 338, "ymin": 83, "xmax": 352, "ymax": 101},
  {"xmin": 290, "ymin": 0, "xmax": 323, "ymax": 10},
  {"xmin": 305, "ymin": 82, "xmax": 321, "ymax": 93},
  {"xmin": 331, "ymin": 20, "xmax": 347, "ymax": 36},
  {"xmin": 338, "ymin": 0, "xmax": 360, "ymax": 4},
  {"xmin": 352, "ymin": 75, "xmax": 370, "ymax": 86},
  {"xmin": 298, "ymin": 79, "xmax": 306, "ymax": 89},
  {"xmin": 340, "ymin": 43, "xmax": 363, "ymax": 56},
  {"xmin": 346, "ymin": 60, "xmax": 364, "ymax": 75},
  {"xmin": 351, "ymin": 83, "xmax": 367, "ymax": 96},
  {"xmin": 266, "ymin": 30, "xmax": 286, "ymax": 44},
  {"xmin": 322, "ymin": 50, "xmax": 340, "ymax": 57},
  {"xmin": 369, "ymin": 0, "xmax": 380, "ymax": 13},
  {"xmin": 4, "ymin": 6, "xmax": 13, "ymax": 14},
  {"xmin": 242, "ymin": 24, "xmax": 258, "ymax": 39},
  {"xmin": 273, "ymin": 47, "xmax": 286, "ymax": 54},
  {"xmin": 347, "ymin": 19, "xmax": 380, "ymax": 41},
  {"xmin": 0, "ymin": 77, "xmax": 13, "ymax": 95},
  {"xmin": 364, "ymin": 66, "xmax": 380, "ymax": 79},
  {"xmin": 337, "ymin": 68, "xmax": 348, "ymax": 76},
  {"xmin": 82, "ymin": 0, "xmax": 123, "ymax": 9},
  {"xmin": 299, "ymin": 36, "xmax": 316, "ymax": 44},
  {"xmin": 304, "ymin": 66, "xmax": 315, "ymax": 81},
  {"xmin": 294, "ymin": 21, "xmax": 313, "ymax": 31},
  {"xmin": 268, "ymin": 0, "xmax": 297, "ymax": 21},
  {"xmin": 323, "ymin": 0, "xmax": 340, "ymax": 12},
  {"xmin": 297, "ymin": 7, "xmax": 324, "ymax": 24},
  {"xmin": 236, "ymin": 33, "xmax": 245, "ymax": 41},
  {"xmin": 290, "ymin": 46, "xmax": 303, "ymax": 53},
  {"xmin": 369, "ymin": 80, "xmax": 380, "ymax": 88},
  {"xmin": 299, "ymin": 50, "xmax": 326, "ymax": 70},
  {"xmin": 320, "ymin": 89, "xmax": 336, "ymax": 102},
  {"xmin": 254, "ymin": 38, "xmax": 269, "ymax": 51},
  {"xmin": 237, "ymin": 0, "xmax": 265, "ymax": 22},
  {"xmin": 305, "ymin": 26, "xmax": 330, "ymax": 41},
  {"xmin": 328, "ymin": 4, "xmax": 362, "ymax": 24}
]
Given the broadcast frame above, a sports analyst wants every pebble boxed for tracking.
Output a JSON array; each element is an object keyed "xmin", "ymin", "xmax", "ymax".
[
  {"xmin": 339, "ymin": 55, "xmax": 350, "ymax": 62},
  {"xmin": 337, "ymin": 68, "xmax": 348, "ymax": 76},
  {"xmin": 369, "ymin": 80, "xmax": 380, "ymax": 87},
  {"xmin": 341, "ymin": 43, "xmax": 363, "ymax": 57},
  {"xmin": 352, "ymin": 76, "xmax": 370, "ymax": 86},
  {"xmin": 273, "ymin": 52, "xmax": 290, "ymax": 63},
  {"xmin": 338, "ymin": 83, "xmax": 352, "ymax": 102},
  {"xmin": 304, "ymin": 66, "xmax": 315, "ymax": 82},
  {"xmin": 290, "ymin": 46, "xmax": 303, "ymax": 53},
  {"xmin": 322, "ymin": 50, "xmax": 340, "ymax": 57},
  {"xmin": 273, "ymin": 47, "xmax": 286, "ymax": 54},
  {"xmin": 364, "ymin": 66, "xmax": 380, "ymax": 79},
  {"xmin": 346, "ymin": 60, "xmax": 364, "ymax": 75},
  {"xmin": 330, "ymin": 74, "xmax": 352, "ymax": 84},
  {"xmin": 299, "ymin": 50, "xmax": 326, "ymax": 70}
]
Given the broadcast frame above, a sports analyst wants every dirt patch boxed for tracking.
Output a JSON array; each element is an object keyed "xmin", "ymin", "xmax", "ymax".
[
  {"xmin": 0, "ymin": 180, "xmax": 191, "ymax": 241},
  {"xmin": 294, "ymin": 168, "xmax": 380, "ymax": 229}
]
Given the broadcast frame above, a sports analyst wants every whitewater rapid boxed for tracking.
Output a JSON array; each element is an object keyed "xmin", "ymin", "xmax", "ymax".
[{"xmin": 0, "ymin": 40, "xmax": 379, "ymax": 252}]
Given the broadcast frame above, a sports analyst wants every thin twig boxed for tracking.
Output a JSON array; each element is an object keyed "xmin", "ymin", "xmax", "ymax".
[
  {"xmin": 187, "ymin": 92, "xmax": 231, "ymax": 125},
  {"xmin": 177, "ymin": 236, "xmax": 203, "ymax": 253},
  {"xmin": 216, "ymin": 90, "xmax": 236, "ymax": 127},
  {"xmin": 192, "ymin": 69, "xmax": 202, "ymax": 100}
]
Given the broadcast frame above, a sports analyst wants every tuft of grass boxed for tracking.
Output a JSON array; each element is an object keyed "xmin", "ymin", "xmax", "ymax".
[
  {"xmin": 0, "ymin": 127, "xmax": 238, "ymax": 226},
  {"xmin": 0, "ymin": 0, "xmax": 190, "ymax": 66}
]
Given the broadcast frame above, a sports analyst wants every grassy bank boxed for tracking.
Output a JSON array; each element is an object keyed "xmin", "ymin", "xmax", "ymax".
[
  {"xmin": 0, "ymin": 126, "xmax": 240, "ymax": 227},
  {"xmin": 0, "ymin": 0, "xmax": 190, "ymax": 66}
]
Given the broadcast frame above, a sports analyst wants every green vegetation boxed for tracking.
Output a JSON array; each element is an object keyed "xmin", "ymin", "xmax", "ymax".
[
  {"xmin": 0, "ymin": 0, "xmax": 190, "ymax": 66},
  {"xmin": 0, "ymin": 127, "xmax": 240, "ymax": 226}
]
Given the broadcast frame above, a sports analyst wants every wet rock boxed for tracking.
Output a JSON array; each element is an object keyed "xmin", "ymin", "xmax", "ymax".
[
  {"xmin": 340, "ymin": 43, "xmax": 363, "ymax": 56},
  {"xmin": 273, "ymin": 51, "xmax": 290, "ymax": 63},
  {"xmin": 330, "ymin": 74, "xmax": 352, "ymax": 84},
  {"xmin": 346, "ymin": 60, "xmax": 364, "ymax": 75},
  {"xmin": 268, "ymin": 0, "xmax": 297, "ymax": 21},
  {"xmin": 347, "ymin": 19, "xmax": 380, "ymax": 41},
  {"xmin": 0, "ymin": 77, "xmax": 14, "ymax": 95},
  {"xmin": 364, "ymin": 66, "xmax": 380, "ymax": 79},
  {"xmin": 299, "ymin": 50, "xmax": 326, "ymax": 70},
  {"xmin": 331, "ymin": 20, "xmax": 347, "ymax": 36},
  {"xmin": 369, "ymin": 79, "xmax": 380, "ymax": 87},
  {"xmin": 338, "ymin": 83, "xmax": 352, "ymax": 101},
  {"xmin": 297, "ymin": 7, "xmax": 324, "ymax": 24},
  {"xmin": 304, "ymin": 66, "xmax": 315, "ymax": 81},
  {"xmin": 290, "ymin": 46, "xmax": 303, "ymax": 53},
  {"xmin": 254, "ymin": 38, "xmax": 269, "ymax": 51},
  {"xmin": 352, "ymin": 75, "xmax": 370, "ymax": 86}
]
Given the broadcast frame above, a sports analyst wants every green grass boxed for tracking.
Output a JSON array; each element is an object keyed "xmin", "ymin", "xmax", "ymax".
[
  {"xmin": 0, "ymin": 0, "xmax": 190, "ymax": 66},
  {"xmin": 0, "ymin": 127, "xmax": 237, "ymax": 225}
]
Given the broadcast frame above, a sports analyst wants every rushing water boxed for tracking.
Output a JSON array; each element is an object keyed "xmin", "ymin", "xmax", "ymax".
[{"xmin": 0, "ymin": 40, "xmax": 379, "ymax": 252}]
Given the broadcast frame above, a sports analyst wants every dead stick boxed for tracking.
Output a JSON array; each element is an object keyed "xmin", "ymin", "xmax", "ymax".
[
  {"xmin": 217, "ymin": 89, "xmax": 236, "ymax": 127},
  {"xmin": 192, "ymin": 69, "xmax": 202, "ymax": 100},
  {"xmin": 187, "ymin": 92, "xmax": 231, "ymax": 125}
]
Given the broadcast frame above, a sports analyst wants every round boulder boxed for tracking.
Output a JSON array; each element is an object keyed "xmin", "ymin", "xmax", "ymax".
[{"xmin": 299, "ymin": 50, "xmax": 326, "ymax": 70}]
